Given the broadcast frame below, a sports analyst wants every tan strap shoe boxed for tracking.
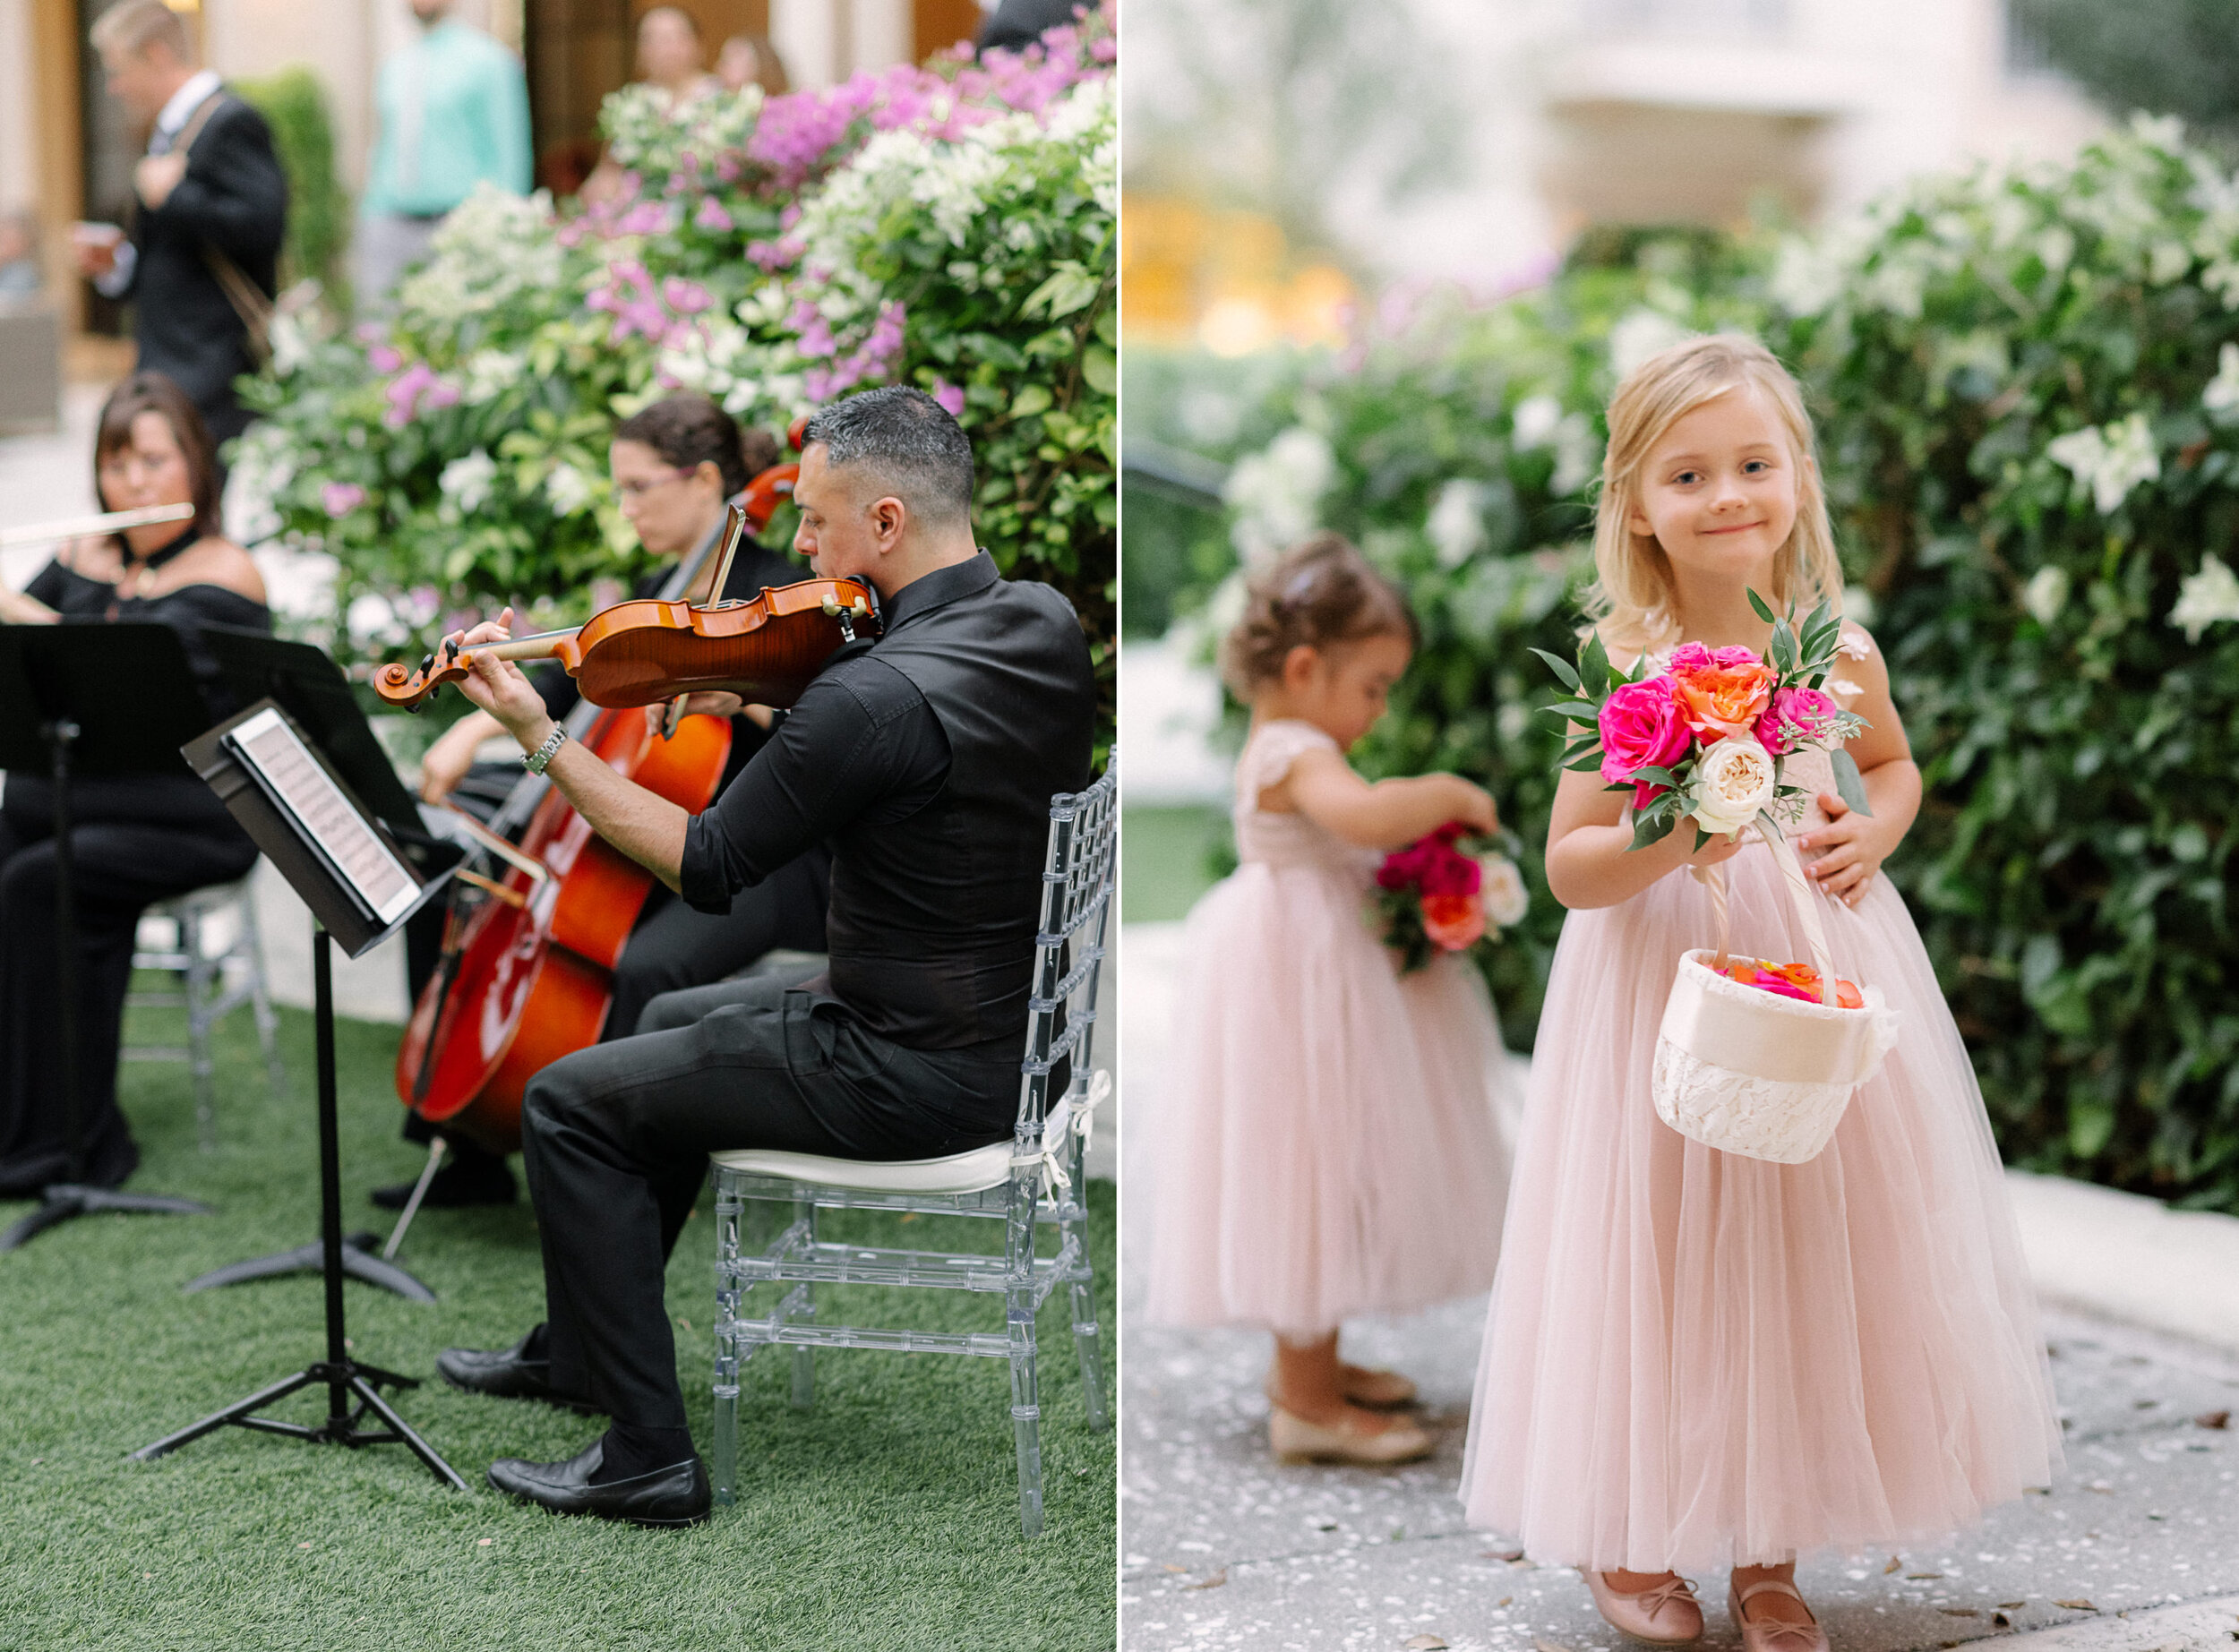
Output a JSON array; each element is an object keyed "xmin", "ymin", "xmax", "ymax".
[
  {"xmin": 1267, "ymin": 1403, "xmax": 1432, "ymax": 1465},
  {"xmin": 1584, "ymin": 1571, "xmax": 1704, "ymax": 1645},
  {"xmin": 1729, "ymin": 1579, "xmax": 1829, "ymax": 1652},
  {"xmin": 1263, "ymin": 1365, "xmax": 1420, "ymax": 1411}
]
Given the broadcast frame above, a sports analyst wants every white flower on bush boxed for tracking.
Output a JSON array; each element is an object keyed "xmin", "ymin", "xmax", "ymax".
[
  {"xmin": 1480, "ymin": 854, "xmax": 1529, "ymax": 930},
  {"xmin": 2020, "ymin": 565, "xmax": 2069, "ymax": 627},
  {"xmin": 1608, "ymin": 309, "xmax": 1694, "ymax": 380},
  {"xmin": 440, "ymin": 449, "xmax": 498, "ymax": 514},
  {"xmin": 1509, "ymin": 397, "xmax": 1597, "ymax": 494},
  {"xmin": 2203, "ymin": 343, "xmax": 2239, "ymax": 422},
  {"xmin": 2046, "ymin": 412, "xmax": 2160, "ymax": 514},
  {"xmin": 1687, "ymin": 735, "xmax": 1776, "ymax": 836},
  {"xmin": 2169, "ymin": 552, "xmax": 2239, "ymax": 643},
  {"xmin": 226, "ymin": 422, "xmax": 296, "ymax": 545},
  {"xmin": 462, "ymin": 348, "xmax": 525, "ymax": 405},
  {"xmin": 1427, "ymin": 479, "xmax": 1488, "ymax": 568},
  {"xmin": 1512, "ymin": 394, "xmax": 1563, "ymax": 449},
  {"xmin": 545, "ymin": 462, "xmax": 597, "ymax": 518},
  {"xmin": 1225, "ymin": 426, "xmax": 1334, "ymax": 564}
]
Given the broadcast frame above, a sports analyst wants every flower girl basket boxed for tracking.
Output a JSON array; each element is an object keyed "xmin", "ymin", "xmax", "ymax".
[{"xmin": 1651, "ymin": 831, "xmax": 1901, "ymax": 1164}]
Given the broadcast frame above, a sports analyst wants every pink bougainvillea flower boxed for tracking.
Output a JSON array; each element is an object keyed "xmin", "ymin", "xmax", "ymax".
[
  {"xmin": 693, "ymin": 196, "xmax": 734, "ymax": 233},
  {"xmin": 367, "ymin": 343, "xmax": 403, "ymax": 373},
  {"xmin": 322, "ymin": 482, "xmax": 366, "ymax": 517},
  {"xmin": 931, "ymin": 378, "xmax": 965, "ymax": 418}
]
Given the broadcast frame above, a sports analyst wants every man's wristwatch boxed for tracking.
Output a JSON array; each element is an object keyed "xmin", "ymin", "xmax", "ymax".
[{"xmin": 522, "ymin": 724, "xmax": 567, "ymax": 775}]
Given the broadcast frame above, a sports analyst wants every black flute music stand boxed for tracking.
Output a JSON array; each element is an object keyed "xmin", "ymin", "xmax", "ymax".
[
  {"xmin": 0, "ymin": 625, "xmax": 218, "ymax": 1251},
  {"xmin": 132, "ymin": 701, "xmax": 465, "ymax": 1489}
]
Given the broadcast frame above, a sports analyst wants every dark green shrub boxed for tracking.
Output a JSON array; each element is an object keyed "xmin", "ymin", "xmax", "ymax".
[{"xmin": 236, "ymin": 65, "xmax": 350, "ymax": 302}]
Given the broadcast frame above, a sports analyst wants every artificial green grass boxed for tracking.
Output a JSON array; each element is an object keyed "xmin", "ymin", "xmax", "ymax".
[
  {"xmin": 0, "ymin": 991, "xmax": 1116, "ymax": 1651},
  {"xmin": 1120, "ymin": 805, "xmax": 1229, "ymax": 922}
]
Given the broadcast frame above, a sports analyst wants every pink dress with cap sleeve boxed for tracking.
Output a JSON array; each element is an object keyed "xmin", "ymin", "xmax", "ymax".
[
  {"xmin": 1459, "ymin": 630, "xmax": 2062, "ymax": 1572},
  {"xmin": 1145, "ymin": 718, "xmax": 1514, "ymax": 1339}
]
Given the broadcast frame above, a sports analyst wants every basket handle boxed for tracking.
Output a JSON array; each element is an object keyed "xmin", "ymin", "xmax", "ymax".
[{"xmin": 1694, "ymin": 825, "xmax": 1838, "ymax": 1005}]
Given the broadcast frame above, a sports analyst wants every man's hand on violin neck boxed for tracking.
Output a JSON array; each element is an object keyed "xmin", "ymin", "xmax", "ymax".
[{"xmin": 449, "ymin": 608, "xmax": 556, "ymax": 747}]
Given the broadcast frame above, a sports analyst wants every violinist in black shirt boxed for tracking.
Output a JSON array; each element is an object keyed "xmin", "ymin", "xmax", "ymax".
[
  {"xmin": 0, "ymin": 373, "xmax": 270, "ymax": 1197},
  {"xmin": 428, "ymin": 386, "xmax": 1095, "ymax": 1526}
]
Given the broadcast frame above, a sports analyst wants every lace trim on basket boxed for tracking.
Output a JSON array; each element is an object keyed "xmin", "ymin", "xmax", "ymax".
[{"xmin": 1651, "ymin": 1039, "xmax": 1857, "ymax": 1165}]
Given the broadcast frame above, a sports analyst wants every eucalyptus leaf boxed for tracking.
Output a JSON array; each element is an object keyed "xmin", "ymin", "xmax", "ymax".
[
  {"xmin": 1532, "ymin": 647, "xmax": 1582, "ymax": 692},
  {"xmin": 1830, "ymin": 748, "xmax": 1874, "ymax": 817},
  {"xmin": 1747, "ymin": 587, "xmax": 1778, "ymax": 624}
]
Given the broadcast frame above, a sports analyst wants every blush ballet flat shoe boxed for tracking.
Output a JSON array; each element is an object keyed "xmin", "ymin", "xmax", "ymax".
[
  {"xmin": 1583, "ymin": 1571, "xmax": 1704, "ymax": 1645},
  {"xmin": 1267, "ymin": 1403, "xmax": 1432, "ymax": 1465},
  {"xmin": 1264, "ymin": 1364, "xmax": 1420, "ymax": 1410},
  {"xmin": 1729, "ymin": 1579, "xmax": 1829, "ymax": 1652}
]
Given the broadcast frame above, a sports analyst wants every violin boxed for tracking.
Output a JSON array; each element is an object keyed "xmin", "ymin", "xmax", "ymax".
[
  {"xmin": 373, "ymin": 505, "xmax": 875, "ymax": 715},
  {"xmin": 390, "ymin": 471, "xmax": 863, "ymax": 1154}
]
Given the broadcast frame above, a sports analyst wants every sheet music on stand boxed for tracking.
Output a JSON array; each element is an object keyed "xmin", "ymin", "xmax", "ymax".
[
  {"xmin": 226, "ymin": 706, "xmax": 419, "ymax": 930},
  {"xmin": 185, "ymin": 700, "xmax": 449, "ymax": 958}
]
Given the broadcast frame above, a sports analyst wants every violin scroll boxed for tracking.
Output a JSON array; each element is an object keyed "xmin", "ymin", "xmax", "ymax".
[{"xmin": 375, "ymin": 636, "xmax": 471, "ymax": 712}]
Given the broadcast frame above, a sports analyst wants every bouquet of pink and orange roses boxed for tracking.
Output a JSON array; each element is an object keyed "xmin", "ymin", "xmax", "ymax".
[
  {"xmin": 1535, "ymin": 590, "xmax": 1871, "ymax": 857},
  {"xmin": 1374, "ymin": 823, "xmax": 1529, "ymax": 973}
]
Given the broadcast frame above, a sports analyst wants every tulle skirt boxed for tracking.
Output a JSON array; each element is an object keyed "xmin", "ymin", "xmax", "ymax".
[
  {"xmin": 1145, "ymin": 860, "xmax": 1513, "ymax": 1338},
  {"xmin": 1460, "ymin": 857, "xmax": 2062, "ymax": 1571}
]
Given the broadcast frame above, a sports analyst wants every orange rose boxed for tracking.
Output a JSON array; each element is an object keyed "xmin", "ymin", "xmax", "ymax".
[
  {"xmin": 1672, "ymin": 662, "xmax": 1775, "ymax": 739},
  {"xmin": 1421, "ymin": 892, "xmax": 1487, "ymax": 951}
]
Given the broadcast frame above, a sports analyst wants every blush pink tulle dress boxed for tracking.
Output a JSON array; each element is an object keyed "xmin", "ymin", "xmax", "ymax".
[
  {"xmin": 1460, "ymin": 705, "xmax": 2063, "ymax": 1572},
  {"xmin": 1146, "ymin": 718, "xmax": 1514, "ymax": 1340}
]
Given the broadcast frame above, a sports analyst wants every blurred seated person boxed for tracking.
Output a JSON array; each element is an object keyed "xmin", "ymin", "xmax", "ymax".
[
  {"xmin": 0, "ymin": 373, "xmax": 270, "ymax": 1197},
  {"xmin": 381, "ymin": 393, "xmax": 830, "ymax": 1210},
  {"xmin": 716, "ymin": 32, "xmax": 789, "ymax": 96}
]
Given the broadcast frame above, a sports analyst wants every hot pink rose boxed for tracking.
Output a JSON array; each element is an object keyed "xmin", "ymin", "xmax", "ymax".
[
  {"xmin": 1598, "ymin": 674, "xmax": 1692, "ymax": 784},
  {"xmin": 1711, "ymin": 645, "xmax": 1762, "ymax": 670},
  {"xmin": 1669, "ymin": 642, "xmax": 1715, "ymax": 676},
  {"xmin": 1754, "ymin": 684, "xmax": 1840, "ymax": 757}
]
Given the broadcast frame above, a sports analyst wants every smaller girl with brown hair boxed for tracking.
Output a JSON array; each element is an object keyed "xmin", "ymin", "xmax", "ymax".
[{"xmin": 1145, "ymin": 533, "xmax": 1515, "ymax": 1466}]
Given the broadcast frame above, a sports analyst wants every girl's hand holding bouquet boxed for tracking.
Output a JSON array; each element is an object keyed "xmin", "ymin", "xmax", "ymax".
[{"xmin": 1374, "ymin": 822, "xmax": 1529, "ymax": 973}]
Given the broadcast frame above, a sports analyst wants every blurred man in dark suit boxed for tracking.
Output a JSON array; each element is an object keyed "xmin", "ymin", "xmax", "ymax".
[{"xmin": 73, "ymin": 0, "xmax": 287, "ymax": 447}]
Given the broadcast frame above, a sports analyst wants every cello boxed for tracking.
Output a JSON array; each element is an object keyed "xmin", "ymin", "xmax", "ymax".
[{"xmin": 389, "ymin": 469, "xmax": 871, "ymax": 1153}]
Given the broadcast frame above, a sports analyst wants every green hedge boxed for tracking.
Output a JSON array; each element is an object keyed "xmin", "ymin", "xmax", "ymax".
[
  {"xmin": 236, "ymin": 65, "xmax": 349, "ymax": 301},
  {"xmin": 1154, "ymin": 119, "xmax": 2239, "ymax": 1210}
]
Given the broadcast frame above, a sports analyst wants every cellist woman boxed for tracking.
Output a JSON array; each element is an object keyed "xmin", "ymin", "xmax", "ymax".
[{"xmin": 378, "ymin": 393, "xmax": 831, "ymax": 1211}]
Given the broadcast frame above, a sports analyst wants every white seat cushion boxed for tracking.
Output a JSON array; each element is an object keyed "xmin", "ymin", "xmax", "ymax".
[{"xmin": 709, "ymin": 1140, "xmax": 1015, "ymax": 1195}]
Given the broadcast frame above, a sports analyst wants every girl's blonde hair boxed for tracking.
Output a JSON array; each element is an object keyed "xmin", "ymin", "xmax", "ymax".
[
  {"xmin": 1220, "ymin": 532, "xmax": 1420, "ymax": 701},
  {"xmin": 1584, "ymin": 333, "xmax": 1843, "ymax": 652}
]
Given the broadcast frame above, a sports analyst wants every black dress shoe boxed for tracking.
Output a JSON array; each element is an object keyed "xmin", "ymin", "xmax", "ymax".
[
  {"xmin": 370, "ymin": 1153, "xmax": 516, "ymax": 1210},
  {"xmin": 437, "ymin": 1332, "xmax": 600, "ymax": 1415},
  {"xmin": 487, "ymin": 1441, "xmax": 712, "ymax": 1528}
]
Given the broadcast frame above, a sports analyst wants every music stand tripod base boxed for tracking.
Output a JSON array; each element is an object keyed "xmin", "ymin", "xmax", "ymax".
[
  {"xmin": 183, "ymin": 1234, "xmax": 435, "ymax": 1301},
  {"xmin": 0, "ymin": 1184, "xmax": 213, "ymax": 1253},
  {"xmin": 131, "ymin": 1358, "xmax": 468, "ymax": 1491}
]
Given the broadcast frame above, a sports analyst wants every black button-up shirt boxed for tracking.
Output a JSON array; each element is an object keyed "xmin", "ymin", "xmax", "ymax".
[{"xmin": 677, "ymin": 561, "xmax": 965, "ymax": 912}]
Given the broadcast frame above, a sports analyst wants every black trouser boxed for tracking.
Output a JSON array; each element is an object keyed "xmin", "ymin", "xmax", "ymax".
[
  {"xmin": 598, "ymin": 852, "xmax": 829, "ymax": 1043},
  {"xmin": 0, "ymin": 775, "xmax": 258, "ymax": 1196},
  {"xmin": 518, "ymin": 975, "xmax": 1018, "ymax": 1429}
]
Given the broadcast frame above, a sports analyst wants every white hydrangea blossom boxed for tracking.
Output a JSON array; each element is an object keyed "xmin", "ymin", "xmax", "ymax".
[
  {"xmin": 225, "ymin": 421, "xmax": 296, "ymax": 545},
  {"xmin": 1511, "ymin": 394, "xmax": 1563, "ymax": 450},
  {"xmin": 1427, "ymin": 479, "xmax": 1488, "ymax": 569},
  {"xmin": 2169, "ymin": 552, "xmax": 2239, "ymax": 642},
  {"xmin": 395, "ymin": 185, "xmax": 564, "ymax": 325},
  {"xmin": 2046, "ymin": 413, "xmax": 2160, "ymax": 514},
  {"xmin": 440, "ymin": 449, "xmax": 498, "ymax": 514},
  {"xmin": 1224, "ymin": 426, "xmax": 1334, "ymax": 564}
]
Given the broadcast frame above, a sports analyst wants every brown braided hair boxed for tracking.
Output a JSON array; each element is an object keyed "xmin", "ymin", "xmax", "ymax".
[{"xmin": 1218, "ymin": 532, "xmax": 1420, "ymax": 700}]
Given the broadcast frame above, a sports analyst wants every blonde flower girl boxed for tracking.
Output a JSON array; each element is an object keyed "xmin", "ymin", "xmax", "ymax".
[
  {"xmin": 1461, "ymin": 336, "xmax": 2060, "ymax": 1650},
  {"xmin": 1148, "ymin": 533, "xmax": 1516, "ymax": 1465}
]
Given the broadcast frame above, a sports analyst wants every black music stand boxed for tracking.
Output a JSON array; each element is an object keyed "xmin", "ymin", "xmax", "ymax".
[
  {"xmin": 132, "ymin": 700, "xmax": 466, "ymax": 1490},
  {"xmin": 0, "ymin": 625, "xmax": 217, "ymax": 1252}
]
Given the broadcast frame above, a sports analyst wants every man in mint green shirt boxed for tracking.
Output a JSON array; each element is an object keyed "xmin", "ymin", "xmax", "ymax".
[{"xmin": 356, "ymin": 0, "xmax": 530, "ymax": 304}]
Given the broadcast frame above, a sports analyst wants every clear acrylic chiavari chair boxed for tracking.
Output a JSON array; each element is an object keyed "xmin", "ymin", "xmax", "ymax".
[{"xmin": 707, "ymin": 761, "xmax": 1116, "ymax": 1536}]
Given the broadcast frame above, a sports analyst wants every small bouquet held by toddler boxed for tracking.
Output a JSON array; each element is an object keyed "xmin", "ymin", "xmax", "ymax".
[
  {"xmin": 1534, "ymin": 590, "xmax": 1871, "ymax": 858},
  {"xmin": 1373, "ymin": 824, "xmax": 1529, "ymax": 973}
]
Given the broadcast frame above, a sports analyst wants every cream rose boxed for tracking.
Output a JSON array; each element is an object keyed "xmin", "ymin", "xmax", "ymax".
[
  {"xmin": 1688, "ymin": 734, "xmax": 1776, "ymax": 836},
  {"xmin": 1480, "ymin": 854, "xmax": 1529, "ymax": 929}
]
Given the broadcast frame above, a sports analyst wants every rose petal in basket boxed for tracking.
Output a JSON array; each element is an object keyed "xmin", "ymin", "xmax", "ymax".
[{"xmin": 1652, "ymin": 947, "xmax": 1902, "ymax": 1164}]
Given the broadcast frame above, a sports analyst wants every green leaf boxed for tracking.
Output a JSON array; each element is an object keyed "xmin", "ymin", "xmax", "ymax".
[
  {"xmin": 1747, "ymin": 586, "xmax": 1778, "ymax": 624},
  {"xmin": 1531, "ymin": 647, "xmax": 1582, "ymax": 692},
  {"xmin": 1631, "ymin": 812, "xmax": 1677, "ymax": 852},
  {"xmin": 1009, "ymin": 383, "xmax": 1054, "ymax": 420},
  {"xmin": 1830, "ymin": 748, "xmax": 1874, "ymax": 817},
  {"xmin": 1079, "ymin": 345, "xmax": 1116, "ymax": 397}
]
